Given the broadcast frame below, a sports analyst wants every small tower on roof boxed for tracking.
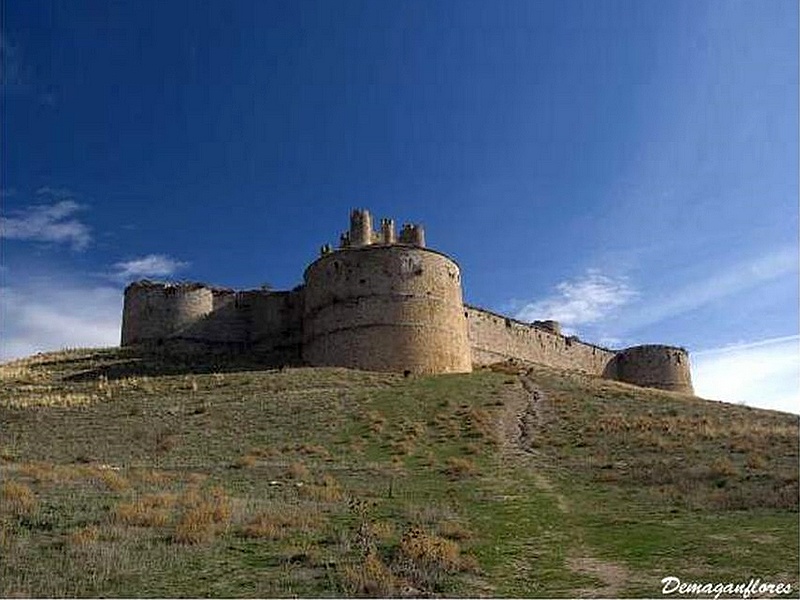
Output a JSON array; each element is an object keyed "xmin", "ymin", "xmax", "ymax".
[
  {"xmin": 349, "ymin": 209, "xmax": 373, "ymax": 247},
  {"xmin": 398, "ymin": 223, "xmax": 425, "ymax": 247},
  {"xmin": 340, "ymin": 209, "xmax": 424, "ymax": 248}
]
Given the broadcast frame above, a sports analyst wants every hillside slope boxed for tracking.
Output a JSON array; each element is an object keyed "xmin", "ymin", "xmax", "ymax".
[{"xmin": 1, "ymin": 348, "xmax": 797, "ymax": 597}]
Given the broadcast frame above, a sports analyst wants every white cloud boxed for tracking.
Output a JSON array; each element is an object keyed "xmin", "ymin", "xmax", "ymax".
[
  {"xmin": 112, "ymin": 254, "xmax": 189, "ymax": 281},
  {"xmin": 621, "ymin": 246, "xmax": 797, "ymax": 332},
  {"xmin": 0, "ymin": 279, "xmax": 122, "ymax": 361},
  {"xmin": 692, "ymin": 335, "xmax": 800, "ymax": 414},
  {"xmin": 515, "ymin": 270, "xmax": 637, "ymax": 330},
  {"xmin": 1, "ymin": 200, "xmax": 91, "ymax": 250}
]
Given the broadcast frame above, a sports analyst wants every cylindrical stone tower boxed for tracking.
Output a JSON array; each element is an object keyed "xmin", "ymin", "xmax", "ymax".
[
  {"xmin": 121, "ymin": 281, "xmax": 214, "ymax": 346},
  {"xmin": 380, "ymin": 218, "xmax": 396, "ymax": 244},
  {"xmin": 611, "ymin": 344, "xmax": 694, "ymax": 394},
  {"xmin": 349, "ymin": 209, "xmax": 373, "ymax": 247},
  {"xmin": 302, "ymin": 245, "xmax": 472, "ymax": 374},
  {"xmin": 399, "ymin": 224, "xmax": 425, "ymax": 247}
]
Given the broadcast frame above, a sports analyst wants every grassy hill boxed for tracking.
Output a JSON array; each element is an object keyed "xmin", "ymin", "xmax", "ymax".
[{"xmin": 1, "ymin": 348, "xmax": 797, "ymax": 597}]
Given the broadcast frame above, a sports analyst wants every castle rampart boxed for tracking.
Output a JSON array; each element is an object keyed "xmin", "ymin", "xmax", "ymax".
[
  {"xmin": 303, "ymin": 245, "xmax": 471, "ymax": 374},
  {"xmin": 121, "ymin": 282, "xmax": 214, "ymax": 346},
  {"xmin": 121, "ymin": 281, "xmax": 304, "ymax": 363},
  {"xmin": 466, "ymin": 306, "xmax": 616, "ymax": 376},
  {"xmin": 604, "ymin": 345, "xmax": 693, "ymax": 394},
  {"xmin": 120, "ymin": 209, "xmax": 694, "ymax": 394}
]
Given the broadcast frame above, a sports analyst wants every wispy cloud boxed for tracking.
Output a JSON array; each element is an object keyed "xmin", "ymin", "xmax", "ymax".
[
  {"xmin": 1, "ymin": 33, "xmax": 57, "ymax": 105},
  {"xmin": 1, "ymin": 197, "xmax": 91, "ymax": 250},
  {"xmin": 620, "ymin": 246, "xmax": 797, "ymax": 333},
  {"xmin": 692, "ymin": 335, "xmax": 799, "ymax": 414},
  {"xmin": 112, "ymin": 254, "xmax": 189, "ymax": 281},
  {"xmin": 515, "ymin": 270, "xmax": 637, "ymax": 332},
  {"xmin": 0, "ymin": 279, "xmax": 122, "ymax": 361}
]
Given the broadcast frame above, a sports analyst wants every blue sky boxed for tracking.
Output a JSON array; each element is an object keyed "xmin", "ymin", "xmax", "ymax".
[{"xmin": 2, "ymin": 0, "xmax": 798, "ymax": 413}]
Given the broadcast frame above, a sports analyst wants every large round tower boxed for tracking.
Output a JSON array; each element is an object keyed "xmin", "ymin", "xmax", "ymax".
[
  {"xmin": 609, "ymin": 344, "xmax": 694, "ymax": 394},
  {"xmin": 302, "ymin": 219, "xmax": 472, "ymax": 374},
  {"xmin": 121, "ymin": 281, "xmax": 213, "ymax": 346}
]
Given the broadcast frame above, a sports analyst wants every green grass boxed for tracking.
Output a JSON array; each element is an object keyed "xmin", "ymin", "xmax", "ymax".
[{"xmin": 0, "ymin": 348, "xmax": 797, "ymax": 597}]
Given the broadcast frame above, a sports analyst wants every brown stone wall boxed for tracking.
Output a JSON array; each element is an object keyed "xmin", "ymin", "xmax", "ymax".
[
  {"xmin": 245, "ymin": 289, "xmax": 304, "ymax": 364},
  {"xmin": 465, "ymin": 306, "xmax": 616, "ymax": 375},
  {"xmin": 605, "ymin": 345, "xmax": 694, "ymax": 394},
  {"xmin": 302, "ymin": 246, "xmax": 471, "ymax": 373},
  {"xmin": 121, "ymin": 282, "xmax": 214, "ymax": 345}
]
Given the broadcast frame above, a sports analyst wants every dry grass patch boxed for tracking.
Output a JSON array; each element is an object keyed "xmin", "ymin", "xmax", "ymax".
[
  {"xmin": 129, "ymin": 468, "xmax": 173, "ymax": 486},
  {"xmin": 233, "ymin": 453, "xmax": 258, "ymax": 469},
  {"xmin": 298, "ymin": 474, "xmax": 345, "ymax": 503},
  {"xmin": 442, "ymin": 456, "xmax": 477, "ymax": 479},
  {"xmin": 173, "ymin": 485, "xmax": 231, "ymax": 545},
  {"xmin": 398, "ymin": 527, "xmax": 463, "ymax": 572},
  {"xmin": 96, "ymin": 468, "xmax": 130, "ymax": 492},
  {"xmin": 341, "ymin": 551, "xmax": 402, "ymax": 597},
  {"xmin": 393, "ymin": 526, "xmax": 479, "ymax": 592},
  {"xmin": 113, "ymin": 493, "xmax": 177, "ymax": 528},
  {"xmin": 296, "ymin": 443, "xmax": 332, "ymax": 460},
  {"xmin": 241, "ymin": 505, "xmax": 324, "ymax": 540},
  {"xmin": 438, "ymin": 520, "xmax": 472, "ymax": 541},
  {"xmin": 1, "ymin": 481, "xmax": 37, "ymax": 517},
  {"xmin": 67, "ymin": 525, "xmax": 101, "ymax": 547},
  {"xmin": 286, "ymin": 461, "xmax": 311, "ymax": 481},
  {"xmin": 1, "ymin": 391, "xmax": 102, "ymax": 408},
  {"xmin": 365, "ymin": 410, "xmax": 387, "ymax": 435},
  {"xmin": 17, "ymin": 461, "xmax": 60, "ymax": 484}
]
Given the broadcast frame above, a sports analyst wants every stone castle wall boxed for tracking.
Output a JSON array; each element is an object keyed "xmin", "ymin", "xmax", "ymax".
[
  {"xmin": 121, "ymin": 282, "xmax": 303, "ymax": 364},
  {"xmin": 466, "ymin": 306, "xmax": 616, "ymax": 375},
  {"xmin": 303, "ymin": 245, "xmax": 472, "ymax": 374},
  {"xmin": 605, "ymin": 345, "xmax": 693, "ymax": 394},
  {"xmin": 119, "ymin": 208, "xmax": 694, "ymax": 393},
  {"xmin": 121, "ymin": 282, "xmax": 214, "ymax": 345}
]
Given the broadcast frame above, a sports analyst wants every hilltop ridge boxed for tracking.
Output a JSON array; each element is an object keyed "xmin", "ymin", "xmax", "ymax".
[{"xmin": 0, "ymin": 347, "xmax": 796, "ymax": 597}]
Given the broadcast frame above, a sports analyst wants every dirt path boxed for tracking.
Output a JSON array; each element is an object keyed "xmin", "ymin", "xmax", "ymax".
[
  {"xmin": 567, "ymin": 555, "xmax": 630, "ymax": 598},
  {"xmin": 499, "ymin": 368, "xmax": 631, "ymax": 597}
]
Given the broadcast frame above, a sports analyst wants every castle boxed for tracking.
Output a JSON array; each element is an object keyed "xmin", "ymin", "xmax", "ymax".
[{"xmin": 121, "ymin": 209, "xmax": 694, "ymax": 394}]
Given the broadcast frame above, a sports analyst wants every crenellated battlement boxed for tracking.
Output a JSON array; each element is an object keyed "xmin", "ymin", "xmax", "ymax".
[
  {"xmin": 120, "ymin": 209, "xmax": 693, "ymax": 391},
  {"xmin": 334, "ymin": 210, "xmax": 424, "ymax": 253}
]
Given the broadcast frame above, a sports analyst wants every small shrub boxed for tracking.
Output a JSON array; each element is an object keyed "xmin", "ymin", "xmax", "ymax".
[
  {"xmin": 286, "ymin": 461, "xmax": 311, "ymax": 481},
  {"xmin": 745, "ymin": 453, "xmax": 767, "ymax": 470},
  {"xmin": 299, "ymin": 474, "xmax": 344, "ymax": 503},
  {"xmin": 442, "ymin": 456, "xmax": 477, "ymax": 479},
  {"xmin": 155, "ymin": 430, "xmax": 178, "ymax": 454},
  {"xmin": 113, "ymin": 493, "xmax": 177, "ymax": 528},
  {"xmin": 711, "ymin": 457, "xmax": 738, "ymax": 477},
  {"xmin": 18, "ymin": 462, "xmax": 58, "ymax": 484},
  {"xmin": 341, "ymin": 551, "xmax": 400, "ymax": 596},
  {"xmin": 241, "ymin": 506, "xmax": 322, "ymax": 540},
  {"xmin": 0, "ymin": 447, "xmax": 17, "ymax": 463},
  {"xmin": 392, "ymin": 526, "xmax": 473, "ymax": 592},
  {"xmin": 173, "ymin": 486, "xmax": 231, "ymax": 544},
  {"xmin": 68, "ymin": 525, "xmax": 101, "ymax": 547},
  {"xmin": 233, "ymin": 453, "xmax": 258, "ymax": 469},
  {"xmin": 97, "ymin": 469, "xmax": 129, "ymax": 492},
  {"xmin": 174, "ymin": 504, "xmax": 216, "ymax": 545},
  {"xmin": 438, "ymin": 520, "xmax": 472, "ymax": 541},
  {"xmin": 398, "ymin": 527, "xmax": 462, "ymax": 572}
]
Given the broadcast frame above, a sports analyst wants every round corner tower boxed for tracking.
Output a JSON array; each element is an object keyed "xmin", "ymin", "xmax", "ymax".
[
  {"xmin": 302, "ymin": 210, "xmax": 471, "ymax": 374},
  {"xmin": 121, "ymin": 281, "xmax": 213, "ymax": 346},
  {"xmin": 611, "ymin": 344, "xmax": 694, "ymax": 394}
]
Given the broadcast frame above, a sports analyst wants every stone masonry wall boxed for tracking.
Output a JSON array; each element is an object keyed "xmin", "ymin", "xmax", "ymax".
[
  {"xmin": 121, "ymin": 282, "xmax": 214, "ymax": 345},
  {"xmin": 303, "ymin": 245, "xmax": 472, "ymax": 373},
  {"xmin": 246, "ymin": 290, "xmax": 304, "ymax": 364},
  {"xmin": 466, "ymin": 306, "xmax": 616, "ymax": 375},
  {"xmin": 605, "ymin": 345, "xmax": 694, "ymax": 394},
  {"xmin": 121, "ymin": 282, "xmax": 303, "ymax": 364}
]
